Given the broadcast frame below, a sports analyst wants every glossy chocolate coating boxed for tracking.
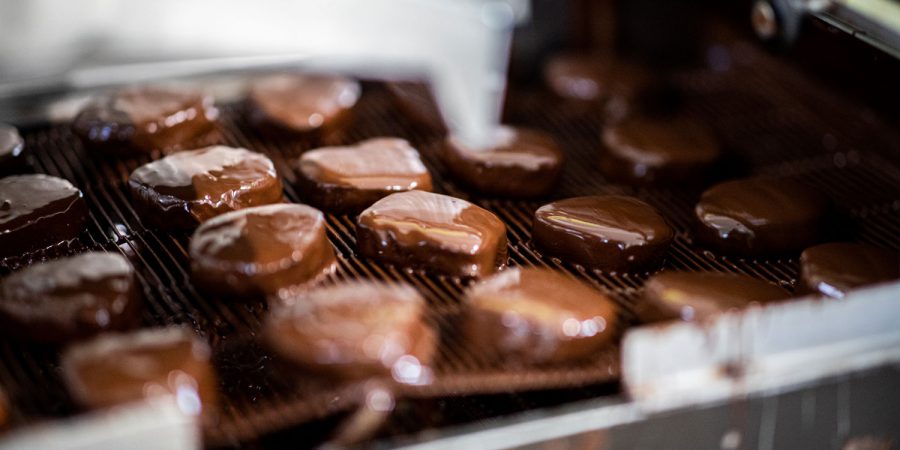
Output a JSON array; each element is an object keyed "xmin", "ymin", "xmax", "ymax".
[
  {"xmin": 695, "ymin": 178, "xmax": 830, "ymax": 256},
  {"xmin": 295, "ymin": 138, "xmax": 433, "ymax": 214},
  {"xmin": 442, "ymin": 126, "xmax": 564, "ymax": 198},
  {"xmin": 61, "ymin": 327, "xmax": 217, "ymax": 415},
  {"xmin": 190, "ymin": 204, "xmax": 336, "ymax": 298},
  {"xmin": 463, "ymin": 268, "xmax": 618, "ymax": 366},
  {"xmin": 0, "ymin": 124, "xmax": 26, "ymax": 174},
  {"xmin": 0, "ymin": 174, "xmax": 87, "ymax": 260},
  {"xmin": 386, "ymin": 82, "xmax": 447, "ymax": 132},
  {"xmin": 264, "ymin": 281, "xmax": 435, "ymax": 382},
  {"xmin": 637, "ymin": 271, "xmax": 789, "ymax": 323},
  {"xmin": 357, "ymin": 191, "xmax": 507, "ymax": 278},
  {"xmin": 72, "ymin": 86, "xmax": 218, "ymax": 155},
  {"xmin": 128, "ymin": 146, "xmax": 283, "ymax": 230},
  {"xmin": 0, "ymin": 386, "xmax": 7, "ymax": 431},
  {"xmin": 248, "ymin": 73, "xmax": 361, "ymax": 135},
  {"xmin": 601, "ymin": 115, "xmax": 720, "ymax": 185},
  {"xmin": 543, "ymin": 54, "xmax": 652, "ymax": 104},
  {"xmin": 533, "ymin": 195, "xmax": 673, "ymax": 272},
  {"xmin": 0, "ymin": 252, "xmax": 140, "ymax": 343},
  {"xmin": 800, "ymin": 243, "xmax": 900, "ymax": 298}
]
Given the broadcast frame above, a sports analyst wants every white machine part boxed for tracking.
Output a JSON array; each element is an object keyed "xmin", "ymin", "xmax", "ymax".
[
  {"xmin": 0, "ymin": 397, "xmax": 199, "ymax": 450},
  {"xmin": 0, "ymin": 0, "xmax": 529, "ymax": 147}
]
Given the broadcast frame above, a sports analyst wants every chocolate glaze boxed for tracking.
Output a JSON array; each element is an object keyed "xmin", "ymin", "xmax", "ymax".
[
  {"xmin": 356, "ymin": 191, "xmax": 507, "ymax": 278},
  {"xmin": 72, "ymin": 86, "xmax": 218, "ymax": 155},
  {"xmin": 264, "ymin": 281, "xmax": 435, "ymax": 381},
  {"xmin": 637, "ymin": 271, "xmax": 789, "ymax": 323},
  {"xmin": 463, "ymin": 268, "xmax": 618, "ymax": 366},
  {"xmin": 695, "ymin": 178, "xmax": 830, "ymax": 256},
  {"xmin": 800, "ymin": 242, "xmax": 900, "ymax": 298},
  {"xmin": 61, "ymin": 327, "xmax": 217, "ymax": 415},
  {"xmin": 0, "ymin": 386, "xmax": 7, "ymax": 431},
  {"xmin": 442, "ymin": 126, "xmax": 564, "ymax": 198},
  {"xmin": 0, "ymin": 124, "xmax": 26, "ymax": 175},
  {"xmin": 0, "ymin": 174, "xmax": 87, "ymax": 260},
  {"xmin": 601, "ymin": 115, "xmax": 720, "ymax": 185},
  {"xmin": 0, "ymin": 387, "xmax": 11, "ymax": 434},
  {"xmin": 543, "ymin": 54, "xmax": 653, "ymax": 112},
  {"xmin": 0, "ymin": 252, "xmax": 140, "ymax": 343},
  {"xmin": 386, "ymin": 82, "xmax": 447, "ymax": 132},
  {"xmin": 128, "ymin": 146, "xmax": 283, "ymax": 230},
  {"xmin": 248, "ymin": 73, "xmax": 361, "ymax": 135},
  {"xmin": 294, "ymin": 138, "xmax": 433, "ymax": 214},
  {"xmin": 190, "ymin": 204, "xmax": 337, "ymax": 298},
  {"xmin": 533, "ymin": 195, "xmax": 673, "ymax": 272}
]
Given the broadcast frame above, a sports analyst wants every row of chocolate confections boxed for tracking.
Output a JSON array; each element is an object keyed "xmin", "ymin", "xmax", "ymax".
[
  {"xmin": 2, "ymin": 63, "xmax": 898, "ymax": 429},
  {"xmin": 536, "ymin": 52, "xmax": 899, "ymax": 316},
  {"xmin": 0, "ymin": 73, "xmax": 611, "ymax": 426},
  {"xmin": 0, "ymin": 75, "xmax": 360, "ymax": 425}
]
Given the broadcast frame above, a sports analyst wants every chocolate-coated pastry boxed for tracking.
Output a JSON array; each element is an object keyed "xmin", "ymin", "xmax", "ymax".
[
  {"xmin": 61, "ymin": 327, "xmax": 217, "ymax": 415},
  {"xmin": 190, "ymin": 204, "xmax": 336, "ymax": 298},
  {"xmin": 357, "ymin": 191, "xmax": 507, "ymax": 278},
  {"xmin": 0, "ymin": 124, "xmax": 26, "ymax": 174},
  {"xmin": 600, "ymin": 115, "xmax": 720, "ymax": 185},
  {"xmin": 442, "ymin": 126, "xmax": 564, "ymax": 198},
  {"xmin": 543, "ymin": 53, "xmax": 652, "ymax": 106},
  {"xmin": 263, "ymin": 281, "xmax": 435, "ymax": 382},
  {"xmin": 386, "ymin": 82, "xmax": 446, "ymax": 132},
  {"xmin": 694, "ymin": 178, "xmax": 830, "ymax": 256},
  {"xmin": 0, "ymin": 252, "xmax": 140, "ymax": 343},
  {"xmin": 248, "ymin": 73, "xmax": 361, "ymax": 135},
  {"xmin": 0, "ymin": 174, "xmax": 87, "ymax": 260},
  {"xmin": 463, "ymin": 267, "xmax": 618, "ymax": 365},
  {"xmin": 800, "ymin": 243, "xmax": 900, "ymax": 298},
  {"xmin": 294, "ymin": 138, "xmax": 433, "ymax": 214},
  {"xmin": 533, "ymin": 195, "xmax": 673, "ymax": 272},
  {"xmin": 128, "ymin": 146, "xmax": 283, "ymax": 230},
  {"xmin": 72, "ymin": 86, "xmax": 218, "ymax": 155},
  {"xmin": 637, "ymin": 271, "xmax": 789, "ymax": 323}
]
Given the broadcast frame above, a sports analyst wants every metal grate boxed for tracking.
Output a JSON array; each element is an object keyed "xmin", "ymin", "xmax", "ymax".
[{"xmin": 2, "ymin": 34, "xmax": 900, "ymax": 448}]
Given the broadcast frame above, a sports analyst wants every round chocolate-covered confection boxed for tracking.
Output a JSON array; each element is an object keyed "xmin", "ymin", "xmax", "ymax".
[
  {"xmin": 694, "ymin": 178, "xmax": 830, "ymax": 256},
  {"xmin": 72, "ymin": 86, "xmax": 218, "ymax": 155},
  {"xmin": 357, "ymin": 191, "xmax": 507, "ymax": 278},
  {"xmin": 295, "ymin": 138, "xmax": 433, "ymax": 214},
  {"xmin": 463, "ymin": 267, "xmax": 618, "ymax": 366},
  {"xmin": 190, "ymin": 204, "xmax": 336, "ymax": 298},
  {"xmin": 247, "ymin": 73, "xmax": 361, "ymax": 135},
  {"xmin": 533, "ymin": 195, "xmax": 673, "ymax": 272},
  {"xmin": 543, "ymin": 53, "xmax": 653, "ymax": 107},
  {"xmin": 0, "ymin": 174, "xmax": 87, "ymax": 260},
  {"xmin": 386, "ymin": 82, "xmax": 446, "ymax": 132},
  {"xmin": 600, "ymin": 115, "xmax": 720, "ymax": 185},
  {"xmin": 442, "ymin": 126, "xmax": 564, "ymax": 198},
  {"xmin": 264, "ymin": 281, "xmax": 435, "ymax": 382},
  {"xmin": 800, "ymin": 243, "xmax": 900, "ymax": 298},
  {"xmin": 637, "ymin": 271, "xmax": 789, "ymax": 324},
  {"xmin": 128, "ymin": 146, "xmax": 283, "ymax": 231},
  {"xmin": 61, "ymin": 327, "xmax": 217, "ymax": 415},
  {"xmin": 0, "ymin": 124, "xmax": 26, "ymax": 175},
  {"xmin": 0, "ymin": 252, "xmax": 139, "ymax": 343}
]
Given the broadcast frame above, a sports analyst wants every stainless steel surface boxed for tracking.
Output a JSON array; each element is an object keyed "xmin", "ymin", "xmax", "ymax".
[
  {"xmin": 0, "ymin": 0, "xmax": 527, "ymax": 147},
  {"xmin": 753, "ymin": 0, "xmax": 900, "ymax": 57},
  {"xmin": 624, "ymin": 282, "xmax": 900, "ymax": 413},
  {"xmin": 394, "ymin": 365, "xmax": 900, "ymax": 449},
  {"xmin": 817, "ymin": 0, "xmax": 900, "ymax": 58},
  {"xmin": 1, "ymin": 7, "xmax": 900, "ymax": 449}
]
